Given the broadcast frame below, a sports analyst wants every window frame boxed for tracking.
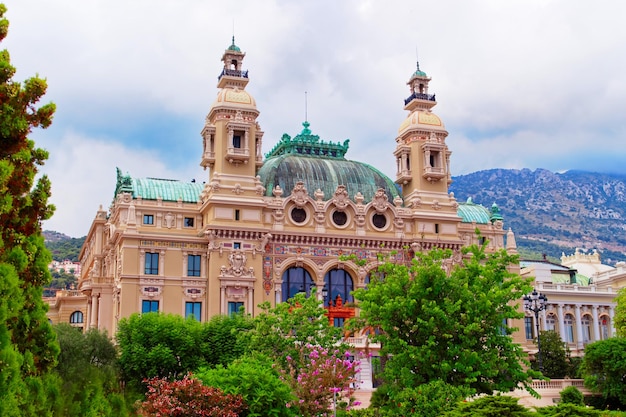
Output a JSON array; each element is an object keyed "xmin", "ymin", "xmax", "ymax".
[
  {"xmin": 185, "ymin": 301, "xmax": 202, "ymax": 321},
  {"xmin": 142, "ymin": 300, "xmax": 159, "ymax": 314},
  {"xmin": 187, "ymin": 254, "xmax": 201, "ymax": 277},
  {"xmin": 145, "ymin": 252, "xmax": 159, "ymax": 275},
  {"xmin": 143, "ymin": 214, "xmax": 155, "ymax": 225}
]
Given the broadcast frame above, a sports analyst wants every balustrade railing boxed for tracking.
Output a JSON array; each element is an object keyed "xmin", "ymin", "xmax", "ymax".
[
  {"xmin": 218, "ymin": 68, "xmax": 249, "ymax": 80},
  {"xmin": 404, "ymin": 92, "xmax": 436, "ymax": 105}
]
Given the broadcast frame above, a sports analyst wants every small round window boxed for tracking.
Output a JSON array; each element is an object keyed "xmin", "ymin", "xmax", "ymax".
[
  {"xmin": 332, "ymin": 210, "xmax": 348, "ymax": 226},
  {"xmin": 372, "ymin": 213, "xmax": 387, "ymax": 229},
  {"xmin": 291, "ymin": 207, "xmax": 307, "ymax": 224}
]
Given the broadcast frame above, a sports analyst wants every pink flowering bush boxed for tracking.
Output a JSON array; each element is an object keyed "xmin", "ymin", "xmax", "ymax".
[
  {"xmin": 139, "ymin": 373, "xmax": 246, "ymax": 417},
  {"xmin": 283, "ymin": 344, "xmax": 361, "ymax": 417}
]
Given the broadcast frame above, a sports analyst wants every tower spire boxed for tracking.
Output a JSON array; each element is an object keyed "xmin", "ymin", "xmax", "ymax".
[{"xmin": 304, "ymin": 91, "xmax": 308, "ymax": 122}]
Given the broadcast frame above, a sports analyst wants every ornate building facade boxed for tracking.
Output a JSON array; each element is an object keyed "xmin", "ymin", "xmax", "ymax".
[
  {"xmin": 47, "ymin": 39, "xmax": 517, "ymax": 387},
  {"xmin": 519, "ymin": 250, "xmax": 623, "ymax": 357}
]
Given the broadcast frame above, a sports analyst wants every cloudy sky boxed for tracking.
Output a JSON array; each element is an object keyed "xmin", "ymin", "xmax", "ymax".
[{"xmin": 4, "ymin": 0, "xmax": 626, "ymax": 237}]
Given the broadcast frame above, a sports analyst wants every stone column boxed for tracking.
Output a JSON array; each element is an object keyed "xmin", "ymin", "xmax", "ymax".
[
  {"xmin": 575, "ymin": 304, "xmax": 584, "ymax": 349},
  {"xmin": 220, "ymin": 285, "xmax": 226, "ymax": 315},
  {"xmin": 610, "ymin": 306, "xmax": 616, "ymax": 337},
  {"xmin": 248, "ymin": 287, "xmax": 253, "ymax": 315},
  {"xmin": 557, "ymin": 304, "xmax": 566, "ymax": 342},
  {"xmin": 592, "ymin": 305, "xmax": 600, "ymax": 341},
  {"xmin": 90, "ymin": 294, "xmax": 99, "ymax": 329}
]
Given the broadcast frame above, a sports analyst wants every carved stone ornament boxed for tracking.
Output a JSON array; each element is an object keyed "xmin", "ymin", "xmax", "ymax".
[
  {"xmin": 232, "ymin": 183, "xmax": 244, "ymax": 195},
  {"xmin": 273, "ymin": 185, "xmax": 283, "ymax": 198},
  {"xmin": 314, "ymin": 188, "xmax": 324, "ymax": 201},
  {"xmin": 354, "ymin": 192, "xmax": 365, "ymax": 206},
  {"xmin": 333, "ymin": 185, "xmax": 349, "ymax": 209},
  {"xmin": 164, "ymin": 212, "xmax": 175, "ymax": 228},
  {"xmin": 372, "ymin": 188, "xmax": 389, "ymax": 213},
  {"xmin": 291, "ymin": 181, "xmax": 309, "ymax": 207},
  {"xmin": 221, "ymin": 250, "xmax": 254, "ymax": 278},
  {"xmin": 393, "ymin": 196, "xmax": 403, "ymax": 208},
  {"xmin": 254, "ymin": 176, "xmax": 266, "ymax": 196}
]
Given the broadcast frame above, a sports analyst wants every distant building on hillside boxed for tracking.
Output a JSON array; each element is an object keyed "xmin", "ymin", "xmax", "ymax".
[{"xmin": 48, "ymin": 259, "xmax": 81, "ymax": 276}]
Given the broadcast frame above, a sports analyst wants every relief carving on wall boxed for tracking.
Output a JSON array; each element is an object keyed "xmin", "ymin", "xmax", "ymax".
[
  {"xmin": 332, "ymin": 185, "xmax": 349, "ymax": 209},
  {"xmin": 291, "ymin": 181, "xmax": 308, "ymax": 207},
  {"xmin": 220, "ymin": 250, "xmax": 254, "ymax": 278},
  {"xmin": 372, "ymin": 188, "xmax": 389, "ymax": 213}
]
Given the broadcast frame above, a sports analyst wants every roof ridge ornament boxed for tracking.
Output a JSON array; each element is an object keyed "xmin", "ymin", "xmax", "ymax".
[{"xmin": 265, "ymin": 121, "xmax": 350, "ymax": 159}]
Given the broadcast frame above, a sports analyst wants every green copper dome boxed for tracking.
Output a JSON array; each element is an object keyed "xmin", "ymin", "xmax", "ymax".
[
  {"xmin": 457, "ymin": 198, "xmax": 504, "ymax": 224},
  {"xmin": 411, "ymin": 61, "xmax": 427, "ymax": 78},
  {"xmin": 258, "ymin": 122, "xmax": 400, "ymax": 202},
  {"xmin": 227, "ymin": 36, "xmax": 241, "ymax": 52}
]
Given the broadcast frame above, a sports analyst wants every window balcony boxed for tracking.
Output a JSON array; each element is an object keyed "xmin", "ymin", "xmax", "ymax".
[
  {"xmin": 218, "ymin": 68, "xmax": 249, "ymax": 81},
  {"xmin": 422, "ymin": 166, "xmax": 446, "ymax": 181}
]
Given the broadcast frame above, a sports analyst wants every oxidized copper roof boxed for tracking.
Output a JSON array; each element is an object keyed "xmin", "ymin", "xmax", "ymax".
[{"xmin": 258, "ymin": 155, "xmax": 401, "ymax": 202}]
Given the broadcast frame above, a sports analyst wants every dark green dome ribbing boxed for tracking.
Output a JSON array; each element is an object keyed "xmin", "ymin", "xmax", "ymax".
[{"xmin": 258, "ymin": 121, "xmax": 400, "ymax": 202}]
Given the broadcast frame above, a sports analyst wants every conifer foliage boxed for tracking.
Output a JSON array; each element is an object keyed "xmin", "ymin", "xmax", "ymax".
[{"xmin": 0, "ymin": 3, "xmax": 58, "ymax": 414}]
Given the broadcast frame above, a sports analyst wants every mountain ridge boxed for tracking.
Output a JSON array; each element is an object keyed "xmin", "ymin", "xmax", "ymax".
[{"xmin": 450, "ymin": 168, "xmax": 626, "ymax": 264}]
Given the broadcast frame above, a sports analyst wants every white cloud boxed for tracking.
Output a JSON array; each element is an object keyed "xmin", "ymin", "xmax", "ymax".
[
  {"xmin": 40, "ymin": 131, "xmax": 205, "ymax": 237},
  {"xmin": 4, "ymin": 0, "xmax": 626, "ymax": 235}
]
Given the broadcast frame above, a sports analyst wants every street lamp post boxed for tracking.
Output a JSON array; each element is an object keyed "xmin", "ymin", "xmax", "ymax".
[{"xmin": 523, "ymin": 289, "xmax": 548, "ymax": 372}]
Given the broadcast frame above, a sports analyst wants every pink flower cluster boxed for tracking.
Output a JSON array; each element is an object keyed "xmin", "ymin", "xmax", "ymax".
[{"xmin": 283, "ymin": 344, "xmax": 361, "ymax": 417}]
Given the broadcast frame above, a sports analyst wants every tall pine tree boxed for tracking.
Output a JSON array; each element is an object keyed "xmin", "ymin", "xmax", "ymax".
[{"xmin": 0, "ymin": 3, "xmax": 59, "ymax": 414}]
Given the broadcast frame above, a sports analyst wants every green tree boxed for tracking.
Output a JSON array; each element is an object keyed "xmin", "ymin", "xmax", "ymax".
[
  {"xmin": 559, "ymin": 385, "xmax": 584, "ymax": 406},
  {"xmin": 53, "ymin": 323, "xmax": 129, "ymax": 416},
  {"xmin": 442, "ymin": 395, "xmax": 533, "ymax": 417},
  {"xmin": 196, "ymin": 353, "xmax": 296, "ymax": 417},
  {"xmin": 353, "ymin": 246, "xmax": 537, "ymax": 398},
  {"xmin": 202, "ymin": 312, "xmax": 254, "ymax": 368},
  {"xmin": 581, "ymin": 337, "xmax": 626, "ymax": 407},
  {"xmin": 532, "ymin": 330, "xmax": 571, "ymax": 378},
  {"xmin": 613, "ymin": 287, "xmax": 626, "ymax": 337},
  {"xmin": 536, "ymin": 402, "xmax": 602, "ymax": 416},
  {"xmin": 116, "ymin": 312, "xmax": 209, "ymax": 390},
  {"xmin": 249, "ymin": 290, "xmax": 346, "ymax": 371},
  {"xmin": 382, "ymin": 380, "xmax": 471, "ymax": 417},
  {"xmin": 0, "ymin": 4, "xmax": 58, "ymax": 415}
]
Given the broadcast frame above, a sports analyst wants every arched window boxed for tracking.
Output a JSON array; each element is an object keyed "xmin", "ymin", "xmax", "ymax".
[
  {"xmin": 69, "ymin": 311, "xmax": 84, "ymax": 324},
  {"xmin": 324, "ymin": 269, "xmax": 354, "ymax": 307},
  {"xmin": 582, "ymin": 315, "xmax": 592, "ymax": 344},
  {"xmin": 281, "ymin": 267, "xmax": 315, "ymax": 302},
  {"xmin": 600, "ymin": 316, "xmax": 610, "ymax": 340},
  {"xmin": 564, "ymin": 313, "xmax": 575, "ymax": 343},
  {"xmin": 546, "ymin": 314, "xmax": 557, "ymax": 332}
]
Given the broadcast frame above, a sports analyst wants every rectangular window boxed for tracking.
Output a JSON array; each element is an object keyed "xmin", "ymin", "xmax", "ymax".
[
  {"xmin": 334, "ymin": 317, "xmax": 345, "ymax": 328},
  {"xmin": 235, "ymin": 209, "xmax": 240, "ymax": 221},
  {"xmin": 233, "ymin": 242, "xmax": 241, "ymax": 249},
  {"xmin": 185, "ymin": 302, "xmax": 202, "ymax": 321},
  {"xmin": 228, "ymin": 301, "xmax": 244, "ymax": 316},
  {"xmin": 184, "ymin": 217, "xmax": 194, "ymax": 227},
  {"xmin": 434, "ymin": 223, "xmax": 439, "ymax": 234},
  {"xmin": 145, "ymin": 252, "xmax": 159, "ymax": 275},
  {"xmin": 142, "ymin": 300, "xmax": 159, "ymax": 313},
  {"xmin": 187, "ymin": 254, "xmax": 201, "ymax": 277},
  {"xmin": 143, "ymin": 214, "xmax": 154, "ymax": 225},
  {"xmin": 233, "ymin": 134, "xmax": 242, "ymax": 148},
  {"xmin": 524, "ymin": 317, "xmax": 534, "ymax": 340}
]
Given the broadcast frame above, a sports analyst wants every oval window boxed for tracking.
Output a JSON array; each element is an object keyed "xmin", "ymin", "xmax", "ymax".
[
  {"xmin": 332, "ymin": 210, "xmax": 348, "ymax": 226},
  {"xmin": 291, "ymin": 207, "xmax": 307, "ymax": 223},
  {"xmin": 372, "ymin": 213, "xmax": 387, "ymax": 229}
]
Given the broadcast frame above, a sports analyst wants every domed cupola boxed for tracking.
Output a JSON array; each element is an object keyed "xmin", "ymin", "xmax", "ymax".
[
  {"xmin": 201, "ymin": 38, "xmax": 264, "ymax": 180},
  {"xmin": 394, "ymin": 58, "xmax": 454, "ymax": 214},
  {"xmin": 257, "ymin": 121, "xmax": 401, "ymax": 202}
]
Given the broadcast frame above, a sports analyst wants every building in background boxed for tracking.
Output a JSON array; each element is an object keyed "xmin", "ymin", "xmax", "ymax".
[
  {"xmin": 519, "ymin": 249, "xmax": 622, "ymax": 357},
  {"xmin": 47, "ymin": 39, "xmax": 516, "ymax": 388}
]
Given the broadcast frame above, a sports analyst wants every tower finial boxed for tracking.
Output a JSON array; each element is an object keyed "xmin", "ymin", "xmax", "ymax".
[{"xmin": 416, "ymin": 46, "xmax": 420, "ymax": 72}]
